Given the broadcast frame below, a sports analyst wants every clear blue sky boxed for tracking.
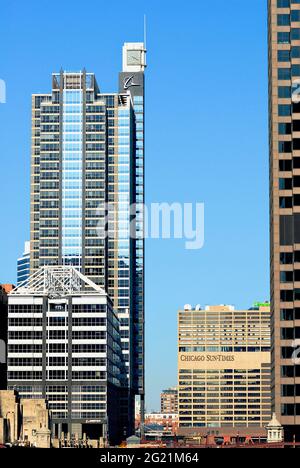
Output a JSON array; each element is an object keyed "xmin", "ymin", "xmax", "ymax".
[{"xmin": 0, "ymin": 0, "xmax": 269, "ymax": 411}]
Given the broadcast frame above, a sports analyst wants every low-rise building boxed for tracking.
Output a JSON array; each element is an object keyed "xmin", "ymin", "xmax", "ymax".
[
  {"xmin": 145, "ymin": 412, "xmax": 179, "ymax": 435},
  {"xmin": 0, "ymin": 390, "xmax": 50, "ymax": 447},
  {"xmin": 0, "ymin": 390, "xmax": 19, "ymax": 444},
  {"xmin": 21, "ymin": 398, "xmax": 51, "ymax": 448}
]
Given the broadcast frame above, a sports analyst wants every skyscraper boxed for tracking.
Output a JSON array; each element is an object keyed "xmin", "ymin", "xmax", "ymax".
[
  {"xmin": 269, "ymin": 0, "xmax": 300, "ymax": 439},
  {"xmin": 29, "ymin": 43, "xmax": 146, "ymax": 431}
]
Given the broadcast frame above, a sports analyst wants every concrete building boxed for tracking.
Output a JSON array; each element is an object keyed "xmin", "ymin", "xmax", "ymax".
[
  {"xmin": 161, "ymin": 387, "xmax": 178, "ymax": 414},
  {"xmin": 17, "ymin": 241, "xmax": 30, "ymax": 286},
  {"xmin": 0, "ymin": 390, "xmax": 19, "ymax": 444},
  {"xmin": 21, "ymin": 398, "xmax": 51, "ymax": 448},
  {"xmin": 29, "ymin": 42, "xmax": 147, "ymax": 431},
  {"xmin": 7, "ymin": 265, "xmax": 127, "ymax": 445},
  {"xmin": 268, "ymin": 0, "xmax": 300, "ymax": 440},
  {"xmin": 0, "ymin": 390, "xmax": 51, "ymax": 447},
  {"xmin": 177, "ymin": 304, "xmax": 271, "ymax": 435}
]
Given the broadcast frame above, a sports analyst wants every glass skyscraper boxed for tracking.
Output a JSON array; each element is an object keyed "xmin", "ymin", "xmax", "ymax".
[{"xmin": 29, "ymin": 43, "xmax": 146, "ymax": 432}]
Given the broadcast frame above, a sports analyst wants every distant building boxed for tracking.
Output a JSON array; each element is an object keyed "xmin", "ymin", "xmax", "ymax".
[
  {"xmin": 178, "ymin": 303, "xmax": 271, "ymax": 435},
  {"xmin": 17, "ymin": 241, "xmax": 30, "ymax": 286},
  {"xmin": 144, "ymin": 412, "xmax": 179, "ymax": 435},
  {"xmin": 161, "ymin": 387, "xmax": 178, "ymax": 414},
  {"xmin": 7, "ymin": 265, "xmax": 127, "ymax": 445}
]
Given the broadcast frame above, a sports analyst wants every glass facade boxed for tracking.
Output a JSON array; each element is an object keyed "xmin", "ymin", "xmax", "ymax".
[{"xmin": 62, "ymin": 89, "xmax": 83, "ymax": 267}]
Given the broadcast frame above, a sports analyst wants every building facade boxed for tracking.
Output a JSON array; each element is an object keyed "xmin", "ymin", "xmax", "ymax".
[
  {"xmin": 29, "ymin": 43, "xmax": 146, "ymax": 428},
  {"xmin": 178, "ymin": 304, "xmax": 271, "ymax": 431},
  {"xmin": 269, "ymin": 0, "xmax": 300, "ymax": 438},
  {"xmin": 7, "ymin": 266, "xmax": 127, "ymax": 444},
  {"xmin": 0, "ymin": 284, "xmax": 12, "ymax": 389},
  {"xmin": 17, "ymin": 241, "xmax": 30, "ymax": 286},
  {"xmin": 161, "ymin": 387, "xmax": 178, "ymax": 414},
  {"xmin": 144, "ymin": 413, "xmax": 179, "ymax": 436}
]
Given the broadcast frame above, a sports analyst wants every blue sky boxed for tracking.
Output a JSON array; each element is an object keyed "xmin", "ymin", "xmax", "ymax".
[{"xmin": 0, "ymin": 0, "xmax": 269, "ymax": 411}]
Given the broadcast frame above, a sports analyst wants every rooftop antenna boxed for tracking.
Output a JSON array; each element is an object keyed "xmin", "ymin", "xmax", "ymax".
[{"xmin": 144, "ymin": 14, "xmax": 147, "ymax": 49}]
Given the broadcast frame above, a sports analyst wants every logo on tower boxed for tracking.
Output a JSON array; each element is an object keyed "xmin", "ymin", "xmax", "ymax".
[{"xmin": 123, "ymin": 75, "xmax": 139, "ymax": 90}]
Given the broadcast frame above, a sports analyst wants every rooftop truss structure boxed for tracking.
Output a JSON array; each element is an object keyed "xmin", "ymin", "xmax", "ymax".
[{"xmin": 10, "ymin": 266, "xmax": 106, "ymax": 297}]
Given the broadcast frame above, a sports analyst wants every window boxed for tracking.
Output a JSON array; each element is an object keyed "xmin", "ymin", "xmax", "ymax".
[
  {"xmin": 278, "ymin": 32, "xmax": 290, "ymax": 44},
  {"xmin": 278, "ymin": 86, "xmax": 291, "ymax": 98},
  {"xmin": 279, "ymin": 160, "xmax": 292, "ymax": 171},
  {"xmin": 279, "ymin": 104, "xmax": 291, "ymax": 116},
  {"xmin": 291, "ymin": 28, "xmax": 300, "ymax": 40},
  {"xmin": 281, "ymin": 308, "xmax": 294, "ymax": 320},
  {"xmin": 291, "ymin": 10, "xmax": 300, "ymax": 22},
  {"xmin": 292, "ymin": 64, "xmax": 300, "ymax": 76},
  {"xmin": 281, "ymin": 290, "xmax": 293, "ymax": 301},
  {"xmin": 277, "ymin": 0, "xmax": 290, "ymax": 6},
  {"xmin": 278, "ymin": 50, "xmax": 290, "ymax": 62},
  {"xmin": 280, "ymin": 271, "xmax": 294, "ymax": 282},
  {"xmin": 278, "ymin": 14, "xmax": 291, "ymax": 26},
  {"xmin": 280, "ymin": 252, "xmax": 293, "ymax": 263},
  {"xmin": 281, "ymin": 328, "xmax": 294, "ymax": 339},
  {"xmin": 292, "ymin": 47, "xmax": 300, "ymax": 58},
  {"xmin": 279, "ymin": 141, "xmax": 292, "ymax": 152}
]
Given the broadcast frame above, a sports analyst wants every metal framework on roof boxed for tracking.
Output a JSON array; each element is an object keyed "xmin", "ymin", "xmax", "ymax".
[{"xmin": 10, "ymin": 266, "xmax": 106, "ymax": 297}]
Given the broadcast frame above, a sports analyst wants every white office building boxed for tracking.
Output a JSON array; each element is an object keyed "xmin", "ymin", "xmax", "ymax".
[{"xmin": 7, "ymin": 265, "xmax": 127, "ymax": 444}]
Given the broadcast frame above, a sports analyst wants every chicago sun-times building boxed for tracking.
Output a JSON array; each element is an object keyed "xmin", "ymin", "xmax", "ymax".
[{"xmin": 178, "ymin": 304, "xmax": 271, "ymax": 436}]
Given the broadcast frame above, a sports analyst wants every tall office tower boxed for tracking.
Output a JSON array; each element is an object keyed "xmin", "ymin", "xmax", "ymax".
[
  {"xmin": 177, "ymin": 304, "xmax": 271, "ymax": 437},
  {"xmin": 29, "ymin": 43, "xmax": 146, "ymax": 432},
  {"xmin": 161, "ymin": 387, "xmax": 178, "ymax": 414},
  {"xmin": 7, "ymin": 266, "xmax": 127, "ymax": 444},
  {"xmin": 269, "ymin": 0, "xmax": 300, "ymax": 439},
  {"xmin": 17, "ymin": 241, "xmax": 30, "ymax": 286}
]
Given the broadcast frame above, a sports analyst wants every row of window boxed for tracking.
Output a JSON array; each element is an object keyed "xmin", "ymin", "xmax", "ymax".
[
  {"xmin": 279, "ymin": 158, "xmax": 300, "ymax": 171},
  {"xmin": 278, "ymin": 11, "xmax": 300, "ymax": 26},
  {"xmin": 8, "ymin": 357, "xmax": 107, "ymax": 367},
  {"xmin": 279, "ymin": 195, "xmax": 300, "ymax": 207},
  {"xmin": 281, "ymin": 327, "xmax": 300, "ymax": 338},
  {"xmin": 278, "ymin": 30, "xmax": 300, "ymax": 44},
  {"xmin": 281, "ymin": 289, "xmax": 300, "ymax": 301},
  {"xmin": 8, "ymin": 330, "xmax": 107, "ymax": 340},
  {"xmin": 8, "ymin": 371, "xmax": 107, "ymax": 381},
  {"xmin": 278, "ymin": 48, "xmax": 300, "ymax": 62},
  {"xmin": 278, "ymin": 0, "xmax": 300, "ymax": 8}
]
